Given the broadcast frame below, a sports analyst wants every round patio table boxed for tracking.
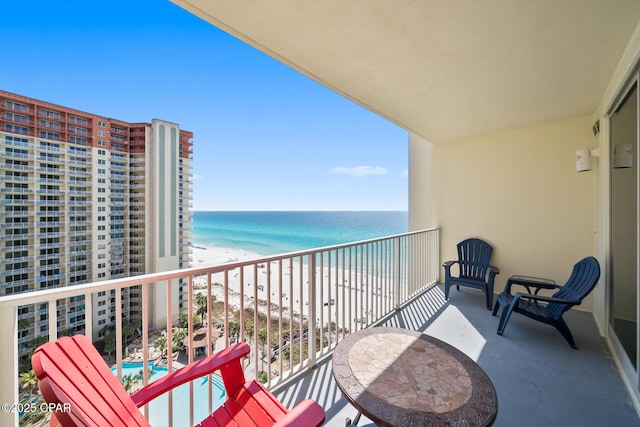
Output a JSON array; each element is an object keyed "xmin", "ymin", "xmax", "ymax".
[{"xmin": 332, "ymin": 327, "xmax": 497, "ymax": 426}]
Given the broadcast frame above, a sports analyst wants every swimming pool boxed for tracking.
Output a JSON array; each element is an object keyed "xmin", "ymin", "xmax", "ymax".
[{"xmin": 111, "ymin": 362, "xmax": 226, "ymax": 426}]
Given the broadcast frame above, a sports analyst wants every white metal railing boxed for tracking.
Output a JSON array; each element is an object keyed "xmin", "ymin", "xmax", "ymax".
[{"xmin": 0, "ymin": 228, "xmax": 439, "ymax": 427}]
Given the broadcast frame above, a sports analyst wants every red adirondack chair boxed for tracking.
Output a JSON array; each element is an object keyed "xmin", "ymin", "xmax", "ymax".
[{"xmin": 32, "ymin": 334, "xmax": 325, "ymax": 427}]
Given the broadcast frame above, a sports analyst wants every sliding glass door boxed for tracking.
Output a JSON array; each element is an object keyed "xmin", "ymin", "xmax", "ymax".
[{"xmin": 610, "ymin": 79, "xmax": 638, "ymax": 375}]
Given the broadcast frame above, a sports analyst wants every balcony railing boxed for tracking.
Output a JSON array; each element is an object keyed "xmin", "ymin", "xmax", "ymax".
[{"xmin": 0, "ymin": 228, "xmax": 439, "ymax": 427}]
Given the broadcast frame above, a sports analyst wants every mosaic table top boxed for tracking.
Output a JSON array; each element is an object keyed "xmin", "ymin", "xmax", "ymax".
[{"xmin": 332, "ymin": 327, "xmax": 497, "ymax": 427}]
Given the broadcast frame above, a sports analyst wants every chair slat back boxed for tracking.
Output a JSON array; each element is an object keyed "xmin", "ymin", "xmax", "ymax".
[
  {"xmin": 457, "ymin": 238, "xmax": 493, "ymax": 280},
  {"xmin": 32, "ymin": 335, "xmax": 149, "ymax": 427},
  {"xmin": 549, "ymin": 256, "xmax": 600, "ymax": 318}
]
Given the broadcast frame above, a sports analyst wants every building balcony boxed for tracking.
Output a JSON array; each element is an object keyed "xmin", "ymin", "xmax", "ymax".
[{"xmin": 1, "ymin": 229, "xmax": 636, "ymax": 426}]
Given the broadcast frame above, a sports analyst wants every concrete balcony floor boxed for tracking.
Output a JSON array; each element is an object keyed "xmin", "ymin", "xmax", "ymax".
[{"xmin": 274, "ymin": 285, "xmax": 639, "ymax": 426}]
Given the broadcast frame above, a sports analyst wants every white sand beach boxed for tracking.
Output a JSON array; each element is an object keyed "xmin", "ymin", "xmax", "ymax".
[{"xmin": 189, "ymin": 244, "xmax": 390, "ymax": 328}]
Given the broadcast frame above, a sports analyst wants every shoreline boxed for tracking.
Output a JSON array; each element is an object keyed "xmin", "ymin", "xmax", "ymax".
[{"xmin": 189, "ymin": 242, "xmax": 384, "ymax": 326}]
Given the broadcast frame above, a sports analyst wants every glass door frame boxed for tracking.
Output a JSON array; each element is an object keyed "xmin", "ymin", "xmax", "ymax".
[{"xmin": 608, "ymin": 70, "xmax": 640, "ymax": 394}]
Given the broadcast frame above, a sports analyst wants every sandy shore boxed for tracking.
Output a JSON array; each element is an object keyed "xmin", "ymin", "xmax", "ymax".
[{"xmin": 189, "ymin": 244, "xmax": 388, "ymax": 327}]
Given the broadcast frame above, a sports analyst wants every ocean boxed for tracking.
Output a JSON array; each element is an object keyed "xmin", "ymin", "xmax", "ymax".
[{"xmin": 192, "ymin": 211, "xmax": 408, "ymax": 256}]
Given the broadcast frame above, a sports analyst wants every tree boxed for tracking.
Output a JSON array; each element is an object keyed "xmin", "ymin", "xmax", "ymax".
[
  {"xmin": 244, "ymin": 320, "xmax": 254, "ymax": 341},
  {"xmin": 258, "ymin": 371, "xmax": 268, "ymax": 384},
  {"xmin": 154, "ymin": 336, "xmax": 168, "ymax": 356},
  {"xmin": 103, "ymin": 330, "xmax": 117, "ymax": 356},
  {"xmin": 122, "ymin": 374, "xmax": 136, "ymax": 393},
  {"xmin": 178, "ymin": 312, "xmax": 190, "ymax": 329},
  {"xmin": 173, "ymin": 328, "xmax": 186, "ymax": 353},
  {"xmin": 195, "ymin": 293, "xmax": 208, "ymax": 322},
  {"xmin": 18, "ymin": 393, "xmax": 46, "ymax": 426},
  {"xmin": 228, "ymin": 321, "xmax": 241, "ymax": 342},
  {"xmin": 179, "ymin": 311, "xmax": 203, "ymax": 330},
  {"xmin": 258, "ymin": 328, "xmax": 268, "ymax": 346},
  {"xmin": 19, "ymin": 370, "xmax": 38, "ymax": 397}
]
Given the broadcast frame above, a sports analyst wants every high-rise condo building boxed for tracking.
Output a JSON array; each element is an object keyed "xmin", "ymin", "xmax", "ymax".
[{"xmin": 0, "ymin": 89, "xmax": 193, "ymax": 368}]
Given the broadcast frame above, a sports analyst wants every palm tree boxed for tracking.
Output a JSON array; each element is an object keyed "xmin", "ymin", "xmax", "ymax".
[
  {"xmin": 154, "ymin": 336, "xmax": 168, "ymax": 357},
  {"xmin": 228, "ymin": 321, "xmax": 241, "ymax": 342},
  {"xmin": 18, "ymin": 393, "xmax": 46, "ymax": 425},
  {"xmin": 244, "ymin": 320, "xmax": 254, "ymax": 342},
  {"xmin": 122, "ymin": 374, "xmax": 135, "ymax": 393},
  {"xmin": 19, "ymin": 370, "xmax": 38, "ymax": 397},
  {"xmin": 173, "ymin": 328, "xmax": 186, "ymax": 353},
  {"xmin": 195, "ymin": 293, "xmax": 208, "ymax": 322}
]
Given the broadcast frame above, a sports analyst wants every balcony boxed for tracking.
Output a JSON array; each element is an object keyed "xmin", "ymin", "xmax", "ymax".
[{"xmin": 0, "ymin": 229, "xmax": 637, "ymax": 426}]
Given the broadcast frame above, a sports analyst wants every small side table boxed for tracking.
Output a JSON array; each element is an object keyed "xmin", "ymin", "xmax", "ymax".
[{"xmin": 503, "ymin": 275, "xmax": 557, "ymax": 294}]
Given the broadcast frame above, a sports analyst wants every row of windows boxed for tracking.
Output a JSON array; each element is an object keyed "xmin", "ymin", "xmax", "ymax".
[
  {"xmin": 7, "ymin": 112, "xmax": 29, "ymax": 123},
  {"xmin": 5, "ymin": 100, "xmax": 29, "ymax": 112}
]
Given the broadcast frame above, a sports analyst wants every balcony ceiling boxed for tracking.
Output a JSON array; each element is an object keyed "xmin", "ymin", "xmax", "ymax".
[{"xmin": 173, "ymin": 0, "xmax": 640, "ymax": 143}]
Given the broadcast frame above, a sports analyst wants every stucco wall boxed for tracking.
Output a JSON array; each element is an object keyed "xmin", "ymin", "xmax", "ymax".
[{"xmin": 410, "ymin": 116, "xmax": 598, "ymax": 310}]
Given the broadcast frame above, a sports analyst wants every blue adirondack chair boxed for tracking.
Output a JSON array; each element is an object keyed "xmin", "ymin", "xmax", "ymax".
[
  {"xmin": 443, "ymin": 238, "xmax": 500, "ymax": 310},
  {"xmin": 492, "ymin": 256, "xmax": 600, "ymax": 349}
]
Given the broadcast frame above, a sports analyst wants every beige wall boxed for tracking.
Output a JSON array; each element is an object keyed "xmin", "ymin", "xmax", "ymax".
[{"xmin": 410, "ymin": 116, "xmax": 598, "ymax": 310}]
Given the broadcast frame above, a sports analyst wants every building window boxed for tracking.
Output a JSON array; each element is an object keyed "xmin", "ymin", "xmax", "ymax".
[
  {"xmin": 69, "ymin": 136, "xmax": 88, "ymax": 145},
  {"xmin": 98, "ymin": 149, "xmax": 106, "ymax": 155},
  {"xmin": 38, "ymin": 108, "xmax": 60, "ymax": 119},
  {"xmin": 69, "ymin": 125, "xmax": 88, "ymax": 135},
  {"xmin": 98, "ymin": 130, "xmax": 106, "ymax": 137},
  {"xmin": 98, "ymin": 169, "xmax": 105, "ymax": 174},
  {"xmin": 6, "ymin": 113, "xmax": 29, "ymax": 124},
  {"xmin": 39, "ymin": 119, "xmax": 61, "ymax": 130},
  {"xmin": 39, "ymin": 130, "xmax": 60, "ymax": 140},
  {"xmin": 7, "ymin": 125, "xmax": 29, "ymax": 135},
  {"xmin": 98, "ymin": 140, "xmax": 106, "ymax": 146},
  {"xmin": 69, "ymin": 116, "xmax": 88, "ymax": 126},
  {"xmin": 5, "ymin": 101, "xmax": 29, "ymax": 113}
]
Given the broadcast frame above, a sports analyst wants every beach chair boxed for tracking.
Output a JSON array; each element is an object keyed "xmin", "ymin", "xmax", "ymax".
[
  {"xmin": 492, "ymin": 256, "xmax": 600, "ymax": 349},
  {"xmin": 32, "ymin": 334, "xmax": 325, "ymax": 427},
  {"xmin": 443, "ymin": 238, "xmax": 500, "ymax": 309}
]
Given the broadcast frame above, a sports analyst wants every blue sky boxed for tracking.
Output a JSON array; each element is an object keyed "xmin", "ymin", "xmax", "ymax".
[{"xmin": 0, "ymin": 0, "xmax": 408, "ymax": 211}]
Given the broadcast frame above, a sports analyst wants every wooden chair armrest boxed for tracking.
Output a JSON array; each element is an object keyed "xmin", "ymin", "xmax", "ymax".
[
  {"xmin": 515, "ymin": 292, "xmax": 578, "ymax": 306},
  {"xmin": 442, "ymin": 260, "xmax": 458, "ymax": 268},
  {"xmin": 272, "ymin": 399, "xmax": 326, "ymax": 427},
  {"xmin": 488, "ymin": 265, "xmax": 500, "ymax": 274},
  {"xmin": 131, "ymin": 342, "xmax": 250, "ymax": 407}
]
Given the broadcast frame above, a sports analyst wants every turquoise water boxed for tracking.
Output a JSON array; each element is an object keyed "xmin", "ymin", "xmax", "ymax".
[
  {"xmin": 192, "ymin": 211, "xmax": 408, "ymax": 255},
  {"xmin": 111, "ymin": 362, "xmax": 226, "ymax": 427}
]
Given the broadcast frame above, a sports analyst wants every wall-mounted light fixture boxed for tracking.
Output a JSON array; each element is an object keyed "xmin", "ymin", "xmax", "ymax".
[
  {"xmin": 613, "ymin": 143, "xmax": 633, "ymax": 169},
  {"xmin": 576, "ymin": 148, "xmax": 600, "ymax": 172}
]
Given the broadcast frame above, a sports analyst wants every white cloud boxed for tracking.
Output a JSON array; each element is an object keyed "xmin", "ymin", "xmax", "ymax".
[{"xmin": 330, "ymin": 166, "xmax": 388, "ymax": 177}]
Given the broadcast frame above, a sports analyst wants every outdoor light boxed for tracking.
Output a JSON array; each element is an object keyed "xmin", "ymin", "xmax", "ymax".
[
  {"xmin": 576, "ymin": 148, "xmax": 600, "ymax": 172},
  {"xmin": 613, "ymin": 143, "xmax": 633, "ymax": 169}
]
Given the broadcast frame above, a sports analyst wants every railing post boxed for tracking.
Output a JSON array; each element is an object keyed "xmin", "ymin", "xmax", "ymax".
[
  {"xmin": 308, "ymin": 254, "xmax": 317, "ymax": 368},
  {"xmin": 394, "ymin": 237, "xmax": 401, "ymax": 310},
  {"xmin": 0, "ymin": 304, "xmax": 18, "ymax": 427}
]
